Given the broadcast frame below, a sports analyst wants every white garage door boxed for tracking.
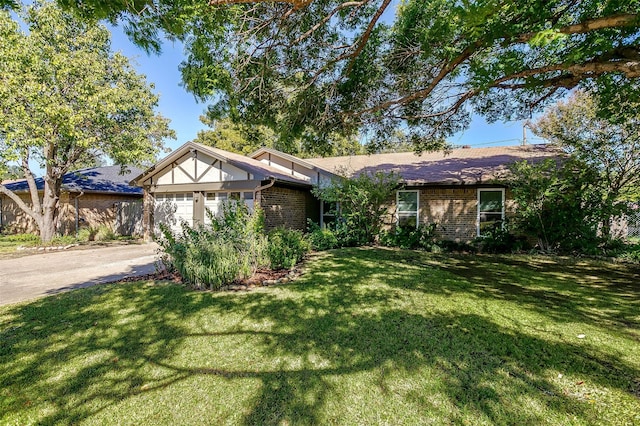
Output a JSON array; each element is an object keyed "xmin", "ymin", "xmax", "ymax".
[
  {"xmin": 154, "ymin": 193, "xmax": 194, "ymax": 234},
  {"xmin": 204, "ymin": 192, "xmax": 255, "ymax": 226}
]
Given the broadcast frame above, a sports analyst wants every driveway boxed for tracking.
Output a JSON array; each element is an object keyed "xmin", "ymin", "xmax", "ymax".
[{"xmin": 0, "ymin": 243, "xmax": 160, "ymax": 306}]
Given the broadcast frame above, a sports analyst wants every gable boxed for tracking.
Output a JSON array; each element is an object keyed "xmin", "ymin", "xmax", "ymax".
[
  {"xmin": 152, "ymin": 151, "xmax": 252, "ymax": 186},
  {"xmin": 251, "ymin": 148, "xmax": 335, "ymax": 185}
]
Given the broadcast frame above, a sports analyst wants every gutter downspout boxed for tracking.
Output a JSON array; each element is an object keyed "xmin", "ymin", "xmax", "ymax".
[
  {"xmin": 253, "ymin": 178, "xmax": 276, "ymax": 209},
  {"xmin": 74, "ymin": 191, "xmax": 85, "ymax": 238}
]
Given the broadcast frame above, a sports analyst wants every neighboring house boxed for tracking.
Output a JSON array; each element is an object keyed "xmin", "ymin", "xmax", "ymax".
[
  {"xmin": 0, "ymin": 166, "xmax": 144, "ymax": 235},
  {"xmin": 134, "ymin": 142, "xmax": 559, "ymax": 242}
]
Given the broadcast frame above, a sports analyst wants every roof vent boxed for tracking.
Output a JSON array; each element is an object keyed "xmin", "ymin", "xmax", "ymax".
[{"xmin": 461, "ymin": 145, "xmax": 471, "ymax": 149}]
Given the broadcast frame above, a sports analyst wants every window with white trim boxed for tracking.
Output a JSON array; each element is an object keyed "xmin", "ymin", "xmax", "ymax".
[
  {"xmin": 477, "ymin": 189, "xmax": 505, "ymax": 235},
  {"xmin": 397, "ymin": 190, "xmax": 419, "ymax": 228},
  {"xmin": 321, "ymin": 201, "xmax": 338, "ymax": 228}
]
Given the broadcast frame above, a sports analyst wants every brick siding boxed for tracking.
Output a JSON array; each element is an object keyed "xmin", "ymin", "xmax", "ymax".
[
  {"xmin": 259, "ymin": 186, "xmax": 314, "ymax": 231},
  {"xmin": 0, "ymin": 192, "xmax": 141, "ymax": 235},
  {"xmin": 382, "ymin": 186, "xmax": 515, "ymax": 242}
]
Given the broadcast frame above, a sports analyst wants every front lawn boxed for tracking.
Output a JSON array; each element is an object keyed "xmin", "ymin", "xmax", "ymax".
[{"xmin": 1, "ymin": 248, "xmax": 639, "ymax": 425}]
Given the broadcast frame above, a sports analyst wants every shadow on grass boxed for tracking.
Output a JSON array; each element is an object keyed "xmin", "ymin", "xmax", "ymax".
[
  {"xmin": 415, "ymin": 251, "xmax": 640, "ymax": 337},
  {"xmin": 1, "ymin": 248, "xmax": 639, "ymax": 424}
]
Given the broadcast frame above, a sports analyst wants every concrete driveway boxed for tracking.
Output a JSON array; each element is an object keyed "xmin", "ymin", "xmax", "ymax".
[{"xmin": 0, "ymin": 243, "xmax": 160, "ymax": 306}]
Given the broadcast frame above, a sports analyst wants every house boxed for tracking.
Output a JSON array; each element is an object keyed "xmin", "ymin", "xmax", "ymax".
[
  {"xmin": 0, "ymin": 166, "xmax": 144, "ymax": 235},
  {"xmin": 133, "ymin": 142, "xmax": 559, "ymax": 241}
]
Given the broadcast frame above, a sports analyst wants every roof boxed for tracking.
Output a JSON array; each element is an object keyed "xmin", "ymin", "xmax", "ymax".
[
  {"xmin": 2, "ymin": 166, "xmax": 144, "ymax": 195},
  {"xmin": 306, "ymin": 144, "xmax": 561, "ymax": 185},
  {"xmin": 132, "ymin": 141, "xmax": 313, "ymax": 187}
]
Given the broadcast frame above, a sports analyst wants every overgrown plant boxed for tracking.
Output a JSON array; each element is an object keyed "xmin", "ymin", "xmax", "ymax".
[
  {"xmin": 313, "ymin": 170, "xmax": 402, "ymax": 247},
  {"xmin": 379, "ymin": 224, "xmax": 438, "ymax": 251},
  {"xmin": 506, "ymin": 158, "xmax": 602, "ymax": 253},
  {"xmin": 267, "ymin": 227, "xmax": 310, "ymax": 270},
  {"xmin": 306, "ymin": 220, "xmax": 339, "ymax": 251},
  {"xmin": 157, "ymin": 202, "xmax": 269, "ymax": 290}
]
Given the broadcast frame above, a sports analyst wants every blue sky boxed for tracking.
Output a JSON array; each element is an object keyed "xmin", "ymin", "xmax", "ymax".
[{"xmin": 109, "ymin": 25, "xmax": 546, "ymax": 154}]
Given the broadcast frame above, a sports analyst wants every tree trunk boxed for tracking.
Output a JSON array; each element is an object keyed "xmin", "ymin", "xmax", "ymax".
[{"xmin": 39, "ymin": 178, "xmax": 62, "ymax": 243}]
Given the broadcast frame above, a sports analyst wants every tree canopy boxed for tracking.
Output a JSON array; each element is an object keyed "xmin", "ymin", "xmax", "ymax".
[
  {"xmin": 194, "ymin": 115, "xmax": 365, "ymax": 157},
  {"xmin": 0, "ymin": 2, "xmax": 175, "ymax": 241},
  {"xmin": 532, "ymin": 90, "xmax": 640, "ymax": 234},
  {"xmin": 52, "ymin": 0, "xmax": 640, "ymax": 151}
]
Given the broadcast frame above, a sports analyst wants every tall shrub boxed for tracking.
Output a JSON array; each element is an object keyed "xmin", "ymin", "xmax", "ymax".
[
  {"xmin": 312, "ymin": 171, "xmax": 401, "ymax": 246},
  {"xmin": 506, "ymin": 158, "xmax": 601, "ymax": 253},
  {"xmin": 158, "ymin": 202, "xmax": 268, "ymax": 290}
]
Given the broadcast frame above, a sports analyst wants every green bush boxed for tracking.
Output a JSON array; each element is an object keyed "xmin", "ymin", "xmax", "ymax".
[
  {"xmin": 94, "ymin": 225, "xmax": 117, "ymax": 241},
  {"xmin": 49, "ymin": 235, "xmax": 77, "ymax": 246},
  {"xmin": 313, "ymin": 170, "xmax": 402, "ymax": 247},
  {"xmin": 379, "ymin": 224, "xmax": 438, "ymax": 250},
  {"xmin": 158, "ymin": 202, "xmax": 269, "ymax": 290},
  {"xmin": 472, "ymin": 224, "xmax": 529, "ymax": 254},
  {"xmin": 306, "ymin": 221, "xmax": 339, "ymax": 251},
  {"xmin": 267, "ymin": 227, "xmax": 310, "ymax": 270}
]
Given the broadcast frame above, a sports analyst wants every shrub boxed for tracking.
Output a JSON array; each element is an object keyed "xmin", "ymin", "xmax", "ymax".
[
  {"xmin": 379, "ymin": 224, "xmax": 438, "ymax": 250},
  {"xmin": 472, "ymin": 224, "xmax": 529, "ymax": 254},
  {"xmin": 0, "ymin": 233, "xmax": 40, "ymax": 244},
  {"xmin": 158, "ymin": 202, "xmax": 269, "ymax": 290},
  {"xmin": 313, "ymin": 170, "xmax": 402, "ymax": 247},
  {"xmin": 267, "ymin": 227, "xmax": 310, "ymax": 270},
  {"xmin": 306, "ymin": 221, "xmax": 339, "ymax": 251},
  {"xmin": 94, "ymin": 225, "xmax": 117, "ymax": 241}
]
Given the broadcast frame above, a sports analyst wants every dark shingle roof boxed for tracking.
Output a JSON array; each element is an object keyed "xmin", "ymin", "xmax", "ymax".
[
  {"xmin": 307, "ymin": 144, "xmax": 561, "ymax": 185},
  {"xmin": 3, "ymin": 166, "xmax": 144, "ymax": 195}
]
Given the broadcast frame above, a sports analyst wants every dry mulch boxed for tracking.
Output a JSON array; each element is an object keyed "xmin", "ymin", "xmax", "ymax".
[{"xmin": 112, "ymin": 267, "xmax": 299, "ymax": 292}]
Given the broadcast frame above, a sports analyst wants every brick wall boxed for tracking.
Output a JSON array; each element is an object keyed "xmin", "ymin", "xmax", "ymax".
[
  {"xmin": 259, "ymin": 185, "xmax": 314, "ymax": 231},
  {"xmin": 0, "ymin": 192, "xmax": 141, "ymax": 235},
  {"xmin": 382, "ymin": 186, "xmax": 515, "ymax": 242},
  {"xmin": 419, "ymin": 187, "xmax": 478, "ymax": 241}
]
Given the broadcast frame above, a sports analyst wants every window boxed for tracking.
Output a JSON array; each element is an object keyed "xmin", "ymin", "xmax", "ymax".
[
  {"xmin": 478, "ymin": 189, "xmax": 505, "ymax": 235},
  {"xmin": 321, "ymin": 201, "xmax": 338, "ymax": 228},
  {"xmin": 243, "ymin": 192, "xmax": 254, "ymax": 200},
  {"xmin": 397, "ymin": 190, "xmax": 419, "ymax": 228}
]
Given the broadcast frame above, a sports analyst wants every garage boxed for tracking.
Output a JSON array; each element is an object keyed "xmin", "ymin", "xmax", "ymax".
[{"xmin": 154, "ymin": 192, "xmax": 194, "ymax": 233}]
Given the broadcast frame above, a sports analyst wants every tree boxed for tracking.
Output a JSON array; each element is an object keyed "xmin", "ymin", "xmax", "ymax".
[
  {"xmin": 195, "ymin": 115, "xmax": 365, "ymax": 157},
  {"xmin": 0, "ymin": 2, "xmax": 175, "ymax": 242},
  {"xmin": 55, "ymin": 0, "xmax": 640, "ymax": 151},
  {"xmin": 194, "ymin": 116, "xmax": 279, "ymax": 156},
  {"xmin": 0, "ymin": 165, "xmax": 23, "ymax": 182},
  {"xmin": 506, "ymin": 158, "xmax": 601, "ymax": 253},
  {"xmin": 532, "ymin": 90, "xmax": 640, "ymax": 238}
]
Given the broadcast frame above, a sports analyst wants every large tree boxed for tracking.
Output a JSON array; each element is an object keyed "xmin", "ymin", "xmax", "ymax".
[
  {"xmin": 532, "ymin": 90, "xmax": 640, "ymax": 238},
  {"xmin": 0, "ymin": 2, "xmax": 175, "ymax": 242},
  {"xmin": 54, "ymin": 0, "xmax": 640, "ymax": 151},
  {"xmin": 195, "ymin": 115, "xmax": 365, "ymax": 157}
]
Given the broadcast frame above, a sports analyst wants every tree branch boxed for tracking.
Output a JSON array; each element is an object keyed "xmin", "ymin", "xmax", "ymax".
[
  {"xmin": 209, "ymin": 0, "xmax": 312, "ymax": 10},
  {"xmin": 344, "ymin": 0, "xmax": 391, "ymax": 74},
  {"xmin": 0, "ymin": 183, "xmax": 41, "ymax": 224},
  {"xmin": 512, "ymin": 13, "xmax": 639, "ymax": 44}
]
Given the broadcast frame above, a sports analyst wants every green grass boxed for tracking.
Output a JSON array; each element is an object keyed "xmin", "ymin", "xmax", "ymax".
[
  {"xmin": 0, "ymin": 233, "xmax": 40, "ymax": 254},
  {"xmin": 1, "ymin": 248, "xmax": 639, "ymax": 425}
]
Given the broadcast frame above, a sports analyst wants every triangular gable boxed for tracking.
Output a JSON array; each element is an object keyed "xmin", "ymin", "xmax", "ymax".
[
  {"xmin": 250, "ymin": 147, "xmax": 338, "ymax": 185},
  {"xmin": 132, "ymin": 142, "xmax": 313, "ymax": 188}
]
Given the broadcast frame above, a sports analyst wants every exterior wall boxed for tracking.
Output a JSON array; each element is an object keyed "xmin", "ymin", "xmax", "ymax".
[
  {"xmin": 259, "ymin": 185, "xmax": 317, "ymax": 231},
  {"xmin": 0, "ymin": 192, "xmax": 141, "ymax": 235},
  {"xmin": 418, "ymin": 187, "xmax": 478, "ymax": 241},
  {"xmin": 383, "ymin": 186, "xmax": 515, "ymax": 242}
]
